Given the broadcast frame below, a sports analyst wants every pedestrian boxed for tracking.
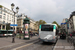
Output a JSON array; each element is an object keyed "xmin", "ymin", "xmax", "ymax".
[
  {"xmin": 70, "ymin": 33, "xmax": 72, "ymax": 37},
  {"xmin": 30, "ymin": 31, "xmax": 33, "ymax": 38},
  {"xmin": 14, "ymin": 31, "xmax": 16, "ymax": 36}
]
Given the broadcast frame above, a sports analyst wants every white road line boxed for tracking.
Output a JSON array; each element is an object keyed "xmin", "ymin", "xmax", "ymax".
[
  {"xmin": 0, "ymin": 42, "xmax": 24, "ymax": 49},
  {"xmin": 12, "ymin": 43, "xmax": 33, "ymax": 50},
  {"xmin": 12, "ymin": 40, "xmax": 38, "ymax": 50}
]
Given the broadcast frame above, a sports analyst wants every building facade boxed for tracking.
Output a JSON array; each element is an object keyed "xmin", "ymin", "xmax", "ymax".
[
  {"xmin": 61, "ymin": 19, "xmax": 67, "ymax": 29},
  {"xmin": 0, "ymin": 5, "xmax": 17, "ymax": 32},
  {"xmin": 61, "ymin": 11, "xmax": 75, "ymax": 34},
  {"xmin": 17, "ymin": 14, "xmax": 26, "ymax": 32},
  {"xmin": 68, "ymin": 11, "xmax": 75, "ymax": 33},
  {"xmin": 17, "ymin": 14, "xmax": 39, "ymax": 33},
  {"xmin": 29, "ymin": 19, "xmax": 39, "ymax": 32},
  {"xmin": 61, "ymin": 18, "xmax": 69, "ymax": 33}
]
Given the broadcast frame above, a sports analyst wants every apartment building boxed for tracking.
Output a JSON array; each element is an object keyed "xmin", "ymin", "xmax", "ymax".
[
  {"xmin": 61, "ymin": 18, "xmax": 69, "ymax": 33},
  {"xmin": 30, "ymin": 19, "xmax": 38, "ymax": 31},
  {"xmin": 17, "ymin": 14, "xmax": 26, "ymax": 32},
  {"xmin": 68, "ymin": 11, "xmax": 75, "ymax": 33},
  {"xmin": 61, "ymin": 19, "xmax": 66, "ymax": 29},
  {"xmin": 17, "ymin": 14, "xmax": 39, "ymax": 33},
  {"xmin": 0, "ymin": 5, "xmax": 17, "ymax": 32}
]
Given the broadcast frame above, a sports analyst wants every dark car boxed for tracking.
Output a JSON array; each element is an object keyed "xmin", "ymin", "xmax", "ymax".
[{"xmin": 60, "ymin": 33, "xmax": 66, "ymax": 39}]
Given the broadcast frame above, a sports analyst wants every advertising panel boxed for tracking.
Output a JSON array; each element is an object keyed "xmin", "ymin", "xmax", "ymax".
[{"xmin": 24, "ymin": 24, "xmax": 29, "ymax": 38}]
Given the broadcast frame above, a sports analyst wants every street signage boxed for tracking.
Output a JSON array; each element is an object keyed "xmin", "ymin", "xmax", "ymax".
[
  {"xmin": 61, "ymin": 23, "xmax": 66, "ymax": 25},
  {"xmin": 10, "ymin": 24, "xmax": 18, "ymax": 26}
]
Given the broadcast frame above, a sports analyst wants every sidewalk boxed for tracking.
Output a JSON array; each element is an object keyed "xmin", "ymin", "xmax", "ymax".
[
  {"xmin": 53, "ymin": 38, "xmax": 74, "ymax": 50},
  {"xmin": 0, "ymin": 36, "xmax": 38, "ymax": 49}
]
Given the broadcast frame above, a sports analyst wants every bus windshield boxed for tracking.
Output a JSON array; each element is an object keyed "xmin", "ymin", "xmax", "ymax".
[{"xmin": 41, "ymin": 25, "xmax": 54, "ymax": 31}]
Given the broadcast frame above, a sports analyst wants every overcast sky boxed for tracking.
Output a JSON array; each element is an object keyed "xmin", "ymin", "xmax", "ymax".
[{"xmin": 0, "ymin": 0, "xmax": 75, "ymax": 25}]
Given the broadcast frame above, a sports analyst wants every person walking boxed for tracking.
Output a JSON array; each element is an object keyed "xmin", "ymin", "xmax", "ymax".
[
  {"xmin": 29, "ymin": 31, "xmax": 33, "ymax": 38},
  {"xmin": 70, "ymin": 33, "xmax": 72, "ymax": 37}
]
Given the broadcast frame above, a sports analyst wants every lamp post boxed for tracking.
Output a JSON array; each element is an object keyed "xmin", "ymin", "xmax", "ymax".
[{"xmin": 11, "ymin": 3, "xmax": 19, "ymax": 43}]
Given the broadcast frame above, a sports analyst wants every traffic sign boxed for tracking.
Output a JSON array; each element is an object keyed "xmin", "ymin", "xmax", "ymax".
[{"xmin": 10, "ymin": 24, "xmax": 18, "ymax": 26}]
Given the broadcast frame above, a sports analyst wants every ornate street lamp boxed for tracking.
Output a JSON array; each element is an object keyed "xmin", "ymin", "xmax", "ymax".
[
  {"xmin": 11, "ymin": 3, "xmax": 15, "ymax": 10},
  {"xmin": 11, "ymin": 3, "xmax": 19, "ymax": 43},
  {"xmin": 16, "ymin": 7, "xmax": 19, "ymax": 13}
]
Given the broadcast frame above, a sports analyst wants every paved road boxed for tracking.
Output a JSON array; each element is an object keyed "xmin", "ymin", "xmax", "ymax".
[
  {"xmin": 0, "ymin": 35, "xmax": 57, "ymax": 50},
  {"xmin": 0, "ymin": 39, "xmax": 39, "ymax": 50},
  {"xmin": 0, "ymin": 36, "xmax": 39, "ymax": 50},
  {"xmin": 0, "ymin": 39, "xmax": 56, "ymax": 50},
  {"xmin": 14, "ymin": 40, "xmax": 56, "ymax": 50},
  {"xmin": 18, "ymin": 41, "xmax": 55, "ymax": 50}
]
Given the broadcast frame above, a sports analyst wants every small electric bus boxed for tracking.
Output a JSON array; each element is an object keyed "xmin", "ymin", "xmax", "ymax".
[{"xmin": 39, "ymin": 23, "xmax": 58, "ymax": 43}]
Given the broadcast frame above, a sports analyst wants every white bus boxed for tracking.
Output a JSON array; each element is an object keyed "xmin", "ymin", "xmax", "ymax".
[{"xmin": 39, "ymin": 23, "xmax": 58, "ymax": 43}]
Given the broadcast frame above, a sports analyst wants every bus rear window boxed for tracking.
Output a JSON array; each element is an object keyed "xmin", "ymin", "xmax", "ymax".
[{"xmin": 41, "ymin": 25, "xmax": 53, "ymax": 31}]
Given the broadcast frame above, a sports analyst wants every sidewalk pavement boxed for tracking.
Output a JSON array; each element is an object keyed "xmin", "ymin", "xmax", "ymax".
[
  {"xmin": 0, "ymin": 36, "xmax": 39, "ymax": 49},
  {"xmin": 53, "ymin": 38, "xmax": 74, "ymax": 50}
]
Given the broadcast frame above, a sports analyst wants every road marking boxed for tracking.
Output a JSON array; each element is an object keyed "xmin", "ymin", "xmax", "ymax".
[
  {"xmin": 12, "ymin": 43, "xmax": 33, "ymax": 50},
  {"xmin": 12, "ymin": 40, "xmax": 38, "ymax": 50},
  {"xmin": 0, "ymin": 42, "xmax": 24, "ymax": 49}
]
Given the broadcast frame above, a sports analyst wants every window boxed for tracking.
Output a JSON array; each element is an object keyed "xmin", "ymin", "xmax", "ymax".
[
  {"xmin": 0, "ymin": 10, "xmax": 2, "ymax": 14},
  {"xmin": 2, "ymin": 25, "xmax": 5, "ymax": 29},
  {"xmin": 4, "ymin": 13, "xmax": 6, "ymax": 15},
  {"xmin": 4, "ymin": 8, "xmax": 5, "ymax": 11},
  {"xmin": 0, "ymin": 8, "xmax": 2, "ymax": 10},
  {"xmin": 3, "ymin": 21, "xmax": 5, "ymax": 24},
  {"xmin": 10, "ymin": 27, "xmax": 13, "ymax": 30},
  {"xmin": 3, "ymin": 16, "xmax": 5, "ymax": 19},
  {"xmin": 7, "ymin": 17, "xmax": 8, "ymax": 20},
  {"xmin": 7, "ymin": 15, "xmax": 9, "ymax": 20},
  {"xmin": 41, "ymin": 25, "xmax": 54, "ymax": 31},
  {"xmin": 0, "ymin": 15, "xmax": 2, "ymax": 18},
  {"xmin": 12, "ymin": 16, "xmax": 13, "ymax": 18},
  {"xmin": 12, "ymin": 19, "xmax": 13, "ymax": 22}
]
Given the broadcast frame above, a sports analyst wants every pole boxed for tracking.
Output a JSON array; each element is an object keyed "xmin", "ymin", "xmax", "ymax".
[
  {"xmin": 12, "ymin": 12, "xmax": 15, "ymax": 43},
  {"xmin": 11, "ymin": 3, "xmax": 19, "ymax": 43},
  {"xmin": 19, "ymin": 29, "xmax": 21, "ymax": 39}
]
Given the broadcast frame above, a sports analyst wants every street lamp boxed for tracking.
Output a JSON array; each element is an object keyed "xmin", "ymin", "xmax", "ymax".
[{"xmin": 11, "ymin": 3, "xmax": 19, "ymax": 43}]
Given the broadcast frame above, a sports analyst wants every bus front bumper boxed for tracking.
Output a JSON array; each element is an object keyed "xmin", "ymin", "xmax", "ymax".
[{"xmin": 39, "ymin": 38, "xmax": 56, "ymax": 43}]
